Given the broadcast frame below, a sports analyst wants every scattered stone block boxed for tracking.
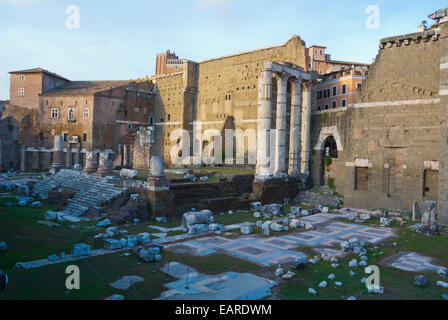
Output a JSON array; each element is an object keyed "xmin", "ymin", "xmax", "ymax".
[
  {"xmin": 349, "ymin": 259, "xmax": 358, "ymax": 268},
  {"xmin": 72, "ymin": 243, "xmax": 91, "ymax": 257},
  {"xmin": 335, "ymin": 282, "xmax": 342, "ymax": 287},
  {"xmin": 120, "ymin": 169, "xmax": 138, "ymax": 179},
  {"xmin": 437, "ymin": 281, "xmax": 448, "ymax": 289},
  {"xmin": 380, "ymin": 217, "xmax": 393, "ymax": 227},
  {"xmin": 328, "ymin": 274, "xmax": 336, "ymax": 280},
  {"xmin": 97, "ymin": 219, "xmax": 112, "ymax": 227},
  {"xmin": 309, "ymin": 288, "xmax": 317, "ymax": 296},
  {"xmin": 103, "ymin": 239, "xmax": 123, "ymax": 250},
  {"xmin": 241, "ymin": 225, "xmax": 253, "ymax": 235},
  {"xmin": 274, "ymin": 267, "xmax": 284, "ymax": 277},
  {"xmin": 155, "ymin": 217, "xmax": 168, "ymax": 223},
  {"xmin": 250, "ymin": 202, "xmax": 262, "ymax": 211},
  {"xmin": 31, "ymin": 201, "xmax": 42, "ymax": 208},
  {"xmin": 319, "ymin": 281, "xmax": 328, "ymax": 288},
  {"xmin": 414, "ymin": 275, "xmax": 428, "ymax": 287}
]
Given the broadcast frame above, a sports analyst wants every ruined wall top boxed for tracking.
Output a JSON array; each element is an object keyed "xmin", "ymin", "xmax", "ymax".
[{"xmin": 379, "ymin": 29, "xmax": 441, "ymax": 50}]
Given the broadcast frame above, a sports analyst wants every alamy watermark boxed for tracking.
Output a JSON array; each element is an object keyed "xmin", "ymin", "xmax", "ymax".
[
  {"xmin": 365, "ymin": 5, "xmax": 380, "ymax": 30},
  {"xmin": 65, "ymin": 5, "xmax": 80, "ymax": 30},
  {"xmin": 65, "ymin": 265, "xmax": 80, "ymax": 290}
]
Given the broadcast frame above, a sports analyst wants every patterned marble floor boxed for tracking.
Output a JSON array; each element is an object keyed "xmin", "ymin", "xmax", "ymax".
[
  {"xmin": 390, "ymin": 252, "xmax": 447, "ymax": 272},
  {"xmin": 166, "ymin": 222, "xmax": 395, "ymax": 266},
  {"xmin": 157, "ymin": 262, "xmax": 277, "ymax": 300}
]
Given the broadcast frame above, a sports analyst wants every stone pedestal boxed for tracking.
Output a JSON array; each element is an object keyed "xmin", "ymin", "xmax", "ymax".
[
  {"xmin": 253, "ymin": 177, "xmax": 300, "ymax": 204},
  {"xmin": 83, "ymin": 151, "xmax": 99, "ymax": 174},
  {"xmin": 95, "ymin": 151, "xmax": 114, "ymax": 177},
  {"xmin": 51, "ymin": 136, "xmax": 65, "ymax": 173},
  {"xmin": 146, "ymin": 156, "xmax": 173, "ymax": 217}
]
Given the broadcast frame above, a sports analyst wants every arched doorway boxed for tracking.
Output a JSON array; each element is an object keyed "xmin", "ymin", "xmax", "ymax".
[{"xmin": 320, "ymin": 136, "xmax": 338, "ymax": 187}]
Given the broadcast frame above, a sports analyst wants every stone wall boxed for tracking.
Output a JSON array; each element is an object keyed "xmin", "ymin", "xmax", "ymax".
[
  {"xmin": 153, "ymin": 36, "xmax": 308, "ymax": 167},
  {"xmin": 0, "ymin": 116, "xmax": 19, "ymax": 171},
  {"xmin": 310, "ymin": 27, "xmax": 442, "ymax": 215}
]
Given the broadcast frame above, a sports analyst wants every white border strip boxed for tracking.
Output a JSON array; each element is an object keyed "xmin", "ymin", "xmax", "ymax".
[
  {"xmin": 440, "ymin": 90, "xmax": 448, "ymax": 96},
  {"xmin": 351, "ymin": 98, "xmax": 440, "ymax": 108},
  {"xmin": 441, "ymin": 63, "xmax": 448, "ymax": 70}
]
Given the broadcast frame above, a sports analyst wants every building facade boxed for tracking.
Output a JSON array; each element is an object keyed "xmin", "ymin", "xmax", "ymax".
[
  {"xmin": 310, "ymin": 9, "xmax": 448, "ymax": 224},
  {"xmin": 316, "ymin": 68, "xmax": 366, "ymax": 111}
]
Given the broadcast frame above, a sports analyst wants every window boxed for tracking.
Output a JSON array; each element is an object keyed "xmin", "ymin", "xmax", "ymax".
[
  {"xmin": 342, "ymin": 84, "xmax": 347, "ymax": 94},
  {"xmin": 168, "ymin": 114, "xmax": 171, "ymax": 121},
  {"xmin": 357, "ymin": 83, "xmax": 362, "ymax": 89},
  {"xmin": 51, "ymin": 108, "xmax": 59, "ymax": 119},
  {"xmin": 332, "ymin": 86, "xmax": 337, "ymax": 96},
  {"xmin": 46, "ymin": 100, "xmax": 48, "ymax": 106},
  {"xmin": 332, "ymin": 101, "xmax": 337, "ymax": 108},
  {"xmin": 149, "ymin": 117, "xmax": 154, "ymax": 125},
  {"xmin": 63, "ymin": 133, "xmax": 68, "ymax": 142},
  {"xmin": 19, "ymin": 75, "xmax": 25, "ymax": 81},
  {"xmin": 83, "ymin": 133, "xmax": 87, "ymax": 142},
  {"xmin": 124, "ymin": 110, "xmax": 128, "ymax": 117},
  {"xmin": 355, "ymin": 167, "xmax": 369, "ymax": 191},
  {"xmin": 39, "ymin": 132, "xmax": 44, "ymax": 141},
  {"xmin": 324, "ymin": 104, "xmax": 329, "ymax": 110},
  {"xmin": 342, "ymin": 99, "xmax": 347, "ymax": 107},
  {"xmin": 83, "ymin": 108, "xmax": 89, "ymax": 118},
  {"xmin": 68, "ymin": 108, "xmax": 75, "ymax": 121},
  {"xmin": 324, "ymin": 89, "xmax": 330, "ymax": 99},
  {"xmin": 317, "ymin": 106, "xmax": 322, "ymax": 111},
  {"xmin": 18, "ymin": 88, "xmax": 24, "ymax": 96},
  {"xmin": 317, "ymin": 91, "xmax": 323, "ymax": 101}
]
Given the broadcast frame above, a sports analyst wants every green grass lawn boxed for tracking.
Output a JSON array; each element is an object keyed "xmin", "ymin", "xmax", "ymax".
[
  {"xmin": 0, "ymin": 250, "xmax": 261, "ymax": 300},
  {"xmin": 278, "ymin": 225, "xmax": 448, "ymax": 300}
]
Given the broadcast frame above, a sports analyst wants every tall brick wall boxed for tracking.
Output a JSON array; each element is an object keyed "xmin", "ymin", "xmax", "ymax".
[{"xmin": 311, "ymin": 28, "xmax": 443, "ymax": 216}]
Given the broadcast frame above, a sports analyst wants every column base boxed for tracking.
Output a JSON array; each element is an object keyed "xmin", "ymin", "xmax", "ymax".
[
  {"xmin": 252, "ymin": 176, "xmax": 299, "ymax": 204},
  {"xmin": 94, "ymin": 167, "xmax": 113, "ymax": 177},
  {"xmin": 50, "ymin": 163, "xmax": 64, "ymax": 174},
  {"xmin": 146, "ymin": 177, "xmax": 174, "ymax": 218}
]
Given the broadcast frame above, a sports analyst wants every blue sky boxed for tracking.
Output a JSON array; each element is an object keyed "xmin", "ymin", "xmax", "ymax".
[{"xmin": 0, "ymin": 0, "xmax": 445, "ymax": 99}]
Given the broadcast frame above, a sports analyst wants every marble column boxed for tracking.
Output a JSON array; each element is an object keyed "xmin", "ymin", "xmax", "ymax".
[
  {"xmin": 255, "ymin": 68, "xmax": 273, "ymax": 180},
  {"xmin": 95, "ymin": 151, "xmax": 114, "ymax": 177},
  {"xmin": 147, "ymin": 156, "xmax": 172, "ymax": 218},
  {"xmin": 300, "ymin": 81, "xmax": 313, "ymax": 175},
  {"xmin": 274, "ymin": 73, "xmax": 289, "ymax": 178},
  {"xmin": 20, "ymin": 146, "xmax": 26, "ymax": 172},
  {"xmin": 66, "ymin": 143, "xmax": 72, "ymax": 169},
  {"xmin": 51, "ymin": 136, "xmax": 64, "ymax": 173},
  {"xmin": 84, "ymin": 150, "xmax": 99, "ymax": 174},
  {"xmin": 123, "ymin": 145, "xmax": 129, "ymax": 168},
  {"xmin": 289, "ymin": 78, "xmax": 302, "ymax": 177}
]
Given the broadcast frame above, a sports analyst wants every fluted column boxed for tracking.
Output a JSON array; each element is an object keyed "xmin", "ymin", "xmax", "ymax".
[
  {"xmin": 274, "ymin": 73, "xmax": 289, "ymax": 178},
  {"xmin": 289, "ymin": 78, "xmax": 302, "ymax": 177},
  {"xmin": 20, "ymin": 145, "xmax": 26, "ymax": 172},
  {"xmin": 51, "ymin": 136, "xmax": 64, "ymax": 173},
  {"xmin": 66, "ymin": 143, "xmax": 72, "ymax": 169},
  {"xmin": 74, "ymin": 143, "xmax": 82, "ymax": 171},
  {"xmin": 300, "ymin": 81, "xmax": 313, "ymax": 175},
  {"xmin": 255, "ymin": 68, "xmax": 273, "ymax": 180}
]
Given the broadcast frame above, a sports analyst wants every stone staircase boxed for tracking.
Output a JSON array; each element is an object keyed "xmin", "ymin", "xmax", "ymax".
[{"xmin": 33, "ymin": 170, "xmax": 127, "ymax": 217}]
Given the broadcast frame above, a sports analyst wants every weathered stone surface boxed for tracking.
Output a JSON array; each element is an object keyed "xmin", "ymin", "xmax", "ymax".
[
  {"xmin": 0, "ymin": 241, "xmax": 7, "ymax": 252},
  {"xmin": 414, "ymin": 275, "xmax": 428, "ymax": 287},
  {"xmin": 120, "ymin": 169, "xmax": 138, "ymax": 179},
  {"xmin": 181, "ymin": 210, "xmax": 214, "ymax": 227}
]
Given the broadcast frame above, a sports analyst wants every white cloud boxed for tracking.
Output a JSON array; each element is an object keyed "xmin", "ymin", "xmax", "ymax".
[
  {"xmin": 0, "ymin": 0, "xmax": 47, "ymax": 8},
  {"xmin": 197, "ymin": 0, "xmax": 230, "ymax": 10}
]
